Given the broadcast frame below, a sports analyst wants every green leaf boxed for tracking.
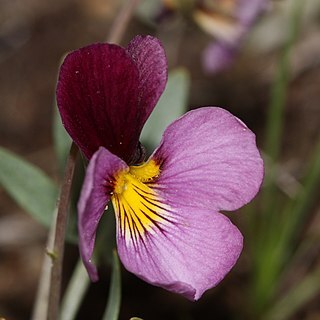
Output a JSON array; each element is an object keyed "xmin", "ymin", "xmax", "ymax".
[
  {"xmin": 0, "ymin": 147, "xmax": 58, "ymax": 227},
  {"xmin": 60, "ymin": 259, "xmax": 90, "ymax": 320},
  {"xmin": 102, "ymin": 250, "xmax": 122, "ymax": 320},
  {"xmin": 281, "ymin": 140, "xmax": 320, "ymax": 245},
  {"xmin": 141, "ymin": 67, "xmax": 190, "ymax": 149},
  {"xmin": 53, "ymin": 104, "xmax": 72, "ymax": 172}
]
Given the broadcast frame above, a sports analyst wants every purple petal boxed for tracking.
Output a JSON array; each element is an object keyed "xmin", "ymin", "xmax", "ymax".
[
  {"xmin": 196, "ymin": 0, "xmax": 268, "ymax": 73},
  {"xmin": 117, "ymin": 205, "xmax": 243, "ymax": 300},
  {"xmin": 153, "ymin": 107, "xmax": 264, "ymax": 211},
  {"xmin": 56, "ymin": 36, "xmax": 167, "ymax": 163},
  {"xmin": 126, "ymin": 35, "xmax": 168, "ymax": 132},
  {"xmin": 236, "ymin": 0, "xmax": 268, "ymax": 26},
  {"xmin": 78, "ymin": 147, "xmax": 128, "ymax": 281},
  {"xmin": 203, "ymin": 42, "xmax": 238, "ymax": 73},
  {"xmin": 114, "ymin": 107, "xmax": 262, "ymax": 299}
]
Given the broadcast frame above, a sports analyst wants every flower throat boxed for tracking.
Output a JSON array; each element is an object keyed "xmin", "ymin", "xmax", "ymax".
[{"xmin": 111, "ymin": 160, "xmax": 171, "ymax": 245}]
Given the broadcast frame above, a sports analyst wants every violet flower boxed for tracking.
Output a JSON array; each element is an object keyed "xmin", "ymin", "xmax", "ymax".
[
  {"xmin": 193, "ymin": 0, "xmax": 268, "ymax": 72},
  {"xmin": 57, "ymin": 35, "xmax": 263, "ymax": 300}
]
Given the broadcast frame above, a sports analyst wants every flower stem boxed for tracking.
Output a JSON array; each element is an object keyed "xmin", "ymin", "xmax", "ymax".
[
  {"xmin": 48, "ymin": 142, "xmax": 78, "ymax": 320},
  {"xmin": 32, "ymin": 1, "xmax": 141, "ymax": 319}
]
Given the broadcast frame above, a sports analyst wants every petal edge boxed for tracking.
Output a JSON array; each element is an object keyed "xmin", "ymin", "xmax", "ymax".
[{"xmin": 78, "ymin": 147, "xmax": 128, "ymax": 280}]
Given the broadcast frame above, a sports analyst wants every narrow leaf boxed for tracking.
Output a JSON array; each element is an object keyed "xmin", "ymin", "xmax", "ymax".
[
  {"xmin": 275, "ymin": 139, "xmax": 320, "ymax": 266},
  {"xmin": 102, "ymin": 250, "xmax": 122, "ymax": 320},
  {"xmin": 0, "ymin": 147, "xmax": 58, "ymax": 227},
  {"xmin": 60, "ymin": 259, "xmax": 90, "ymax": 320},
  {"xmin": 262, "ymin": 0, "xmax": 304, "ymax": 214},
  {"xmin": 251, "ymin": 0, "xmax": 305, "ymax": 314}
]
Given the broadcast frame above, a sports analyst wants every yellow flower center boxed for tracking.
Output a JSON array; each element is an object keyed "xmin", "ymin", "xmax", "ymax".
[{"xmin": 111, "ymin": 160, "xmax": 171, "ymax": 244}]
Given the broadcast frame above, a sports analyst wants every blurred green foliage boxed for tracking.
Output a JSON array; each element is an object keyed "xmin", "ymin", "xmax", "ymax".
[
  {"xmin": 0, "ymin": 146, "xmax": 58, "ymax": 227},
  {"xmin": 141, "ymin": 67, "xmax": 190, "ymax": 149}
]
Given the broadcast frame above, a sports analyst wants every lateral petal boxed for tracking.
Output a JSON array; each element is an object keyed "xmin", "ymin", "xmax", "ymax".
[
  {"xmin": 153, "ymin": 107, "xmax": 264, "ymax": 211},
  {"xmin": 78, "ymin": 147, "xmax": 128, "ymax": 281}
]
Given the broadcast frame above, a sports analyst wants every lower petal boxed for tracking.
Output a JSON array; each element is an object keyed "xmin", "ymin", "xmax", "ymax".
[{"xmin": 116, "ymin": 203, "xmax": 243, "ymax": 300}]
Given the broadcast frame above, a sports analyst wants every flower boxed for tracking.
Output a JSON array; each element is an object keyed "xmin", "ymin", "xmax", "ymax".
[
  {"xmin": 194, "ymin": 0, "xmax": 269, "ymax": 72},
  {"xmin": 56, "ymin": 35, "xmax": 264, "ymax": 300},
  {"xmin": 157, "ymin": 0, "xmax": 268, "ymax": 73}
]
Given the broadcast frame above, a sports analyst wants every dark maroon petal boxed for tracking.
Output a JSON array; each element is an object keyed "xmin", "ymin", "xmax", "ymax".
[
  {"xmin": 126, "ymin": 35, "xmax": 168, "ymax": 135},
  {"xmin": 57, "ymin": 36, "xmax": 167, "ymax": 164},
  {"xmin": 57, "ymin": 43, "xmax": 141, "ymax": 162},
  {"xmin": 78, "ymin": 147, "xmax": 128, "ymax": 281}
]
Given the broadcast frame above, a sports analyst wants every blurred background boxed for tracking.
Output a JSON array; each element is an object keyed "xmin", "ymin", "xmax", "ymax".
[{"xmin": 0, "ymin": 0, "xmax": 320, "ymax": 319}]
